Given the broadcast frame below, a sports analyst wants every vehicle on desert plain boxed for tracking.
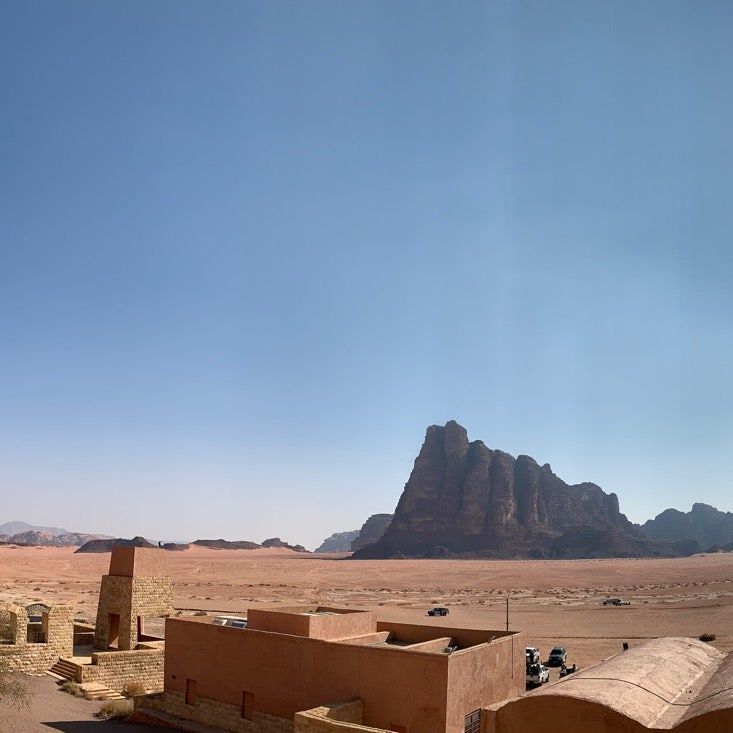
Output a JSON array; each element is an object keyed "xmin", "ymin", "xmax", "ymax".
[
  {"xmin": 427, "ymin": 606, "xmax": 449, "ymax": 616},
  {"xmin": 547, "ymin": 646, "xmax": 567, "ymax": 666},
  {"xmin": 602, "ymin": 597, "xmax": 631, "ymax": 606},
  {"xmin": 526, "ymin": 662, "xmax": 550, "ymax": 686}
]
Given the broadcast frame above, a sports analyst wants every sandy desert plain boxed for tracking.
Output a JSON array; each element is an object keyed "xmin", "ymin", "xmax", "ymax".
[{"xmin": 1, "ymin": 545, "xmax": 732, "ymax": 675}]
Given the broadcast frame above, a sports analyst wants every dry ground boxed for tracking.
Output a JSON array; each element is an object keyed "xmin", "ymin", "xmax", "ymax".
[
  {"xmin": 1, "ymin": 545, "xmax": 732, "ymax": 674},
  {"xmin": 0, "ymin": 675, "xmax": 160, "ymax": 733}
]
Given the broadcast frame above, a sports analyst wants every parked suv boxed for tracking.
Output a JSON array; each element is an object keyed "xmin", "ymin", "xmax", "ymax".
[
  {"xmin": 602, "ymin": 598, "xmax": 630, "ymax": 606},
  {"xmin": 547, "ymin": 646, "xmax": 567, "ymax": 666},
  {"xmin": 427, "ymin": 607, "xmax": 449, "ymax": 616}
]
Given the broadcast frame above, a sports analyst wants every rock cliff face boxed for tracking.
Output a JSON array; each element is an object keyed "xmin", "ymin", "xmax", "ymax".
[
  {"xmin": 641, "ymin": 503, "xmax": 733, "ymax": 549},
  {"xmin": 316, "ymin": 530, "xmax": 360, "ymax": 553},
  {"xmin": 350, "ymin": 514, "xmax": 393, "ymax": 552},
  {"xmin": 353, "ymin": 421, "xmax": 689, "ymax": 559}
]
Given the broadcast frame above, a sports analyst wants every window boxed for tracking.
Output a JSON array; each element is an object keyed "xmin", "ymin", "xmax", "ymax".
[
  {"xmin": 464, "ymin": 709, "xmax": 481, "ymax": 733},
  {"xmin": 242, "ymin": 690, "xmax": 254, "ymax": 720},
  {"xmin": 185, "ymin": 679, "xmax": 197, "ymax": 706}
]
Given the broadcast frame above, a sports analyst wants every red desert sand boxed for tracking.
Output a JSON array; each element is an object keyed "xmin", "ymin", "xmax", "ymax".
[{"xmin": 1, "ymin": 545, "xmax": 731, "ymax": 671}]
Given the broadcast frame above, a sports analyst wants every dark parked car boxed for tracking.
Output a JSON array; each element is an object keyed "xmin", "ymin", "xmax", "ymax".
[
  {"xmin": 547, "ymin": 646, "xmax": 567, "ymax": 666},
  {"xmin": 427, "ymin": 607, "xmax": 449, "ymax": 616}
]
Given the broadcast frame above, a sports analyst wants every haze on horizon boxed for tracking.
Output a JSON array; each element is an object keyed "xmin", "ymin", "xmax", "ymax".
[{"xmin": 1, "ymin": 2, "xmax": 732, "ymax": 550}]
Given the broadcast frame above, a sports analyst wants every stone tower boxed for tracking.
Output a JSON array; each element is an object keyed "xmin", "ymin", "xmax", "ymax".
[{"xmin": 94, "ymin": 546, "xmax": 173, "ymax": 651}]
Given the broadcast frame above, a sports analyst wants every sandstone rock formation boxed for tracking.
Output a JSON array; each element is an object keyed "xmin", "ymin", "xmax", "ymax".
[
  {"xmin": 641, "ymin": 503, "xmax": 733, "ymax": 549},
  {"xmin": 191, "ymin": 537, "xmax": 309, "ymax": 552},
  {"xmin": 75, "ymin": 536, "xmax": 157, "ymax": 553},
  {"xmin": 350, "ymin": 514, "xmax": 393, "ymax": 552},
  {"xmin": 261, "ymin": 537, "xmax": 309, "ymax": 553},
  {"xmin": 353, "ymin": 421, "xmax": 693, "ymax": 559},
  {"xmin": 192, "ymin": 539, "xmax": 261, "ymax": 550},
  {"xmin": 316, "ymin": 530, "xmax": 360, "ymax": 553}
]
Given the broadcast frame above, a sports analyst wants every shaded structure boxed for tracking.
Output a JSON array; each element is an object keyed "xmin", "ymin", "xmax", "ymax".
[
  {"xmin": 136, "ymin": 605, "xmax": 525, "ymax": 733},
  {"xmin": 487, "ymin": 637, "xmax": 733, "ymax": 732}
]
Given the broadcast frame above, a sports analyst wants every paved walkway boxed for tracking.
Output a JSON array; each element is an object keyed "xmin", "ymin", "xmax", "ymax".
[{"xmin": 0, "ymin": 675, "xmax": 162, "ymax": 733}]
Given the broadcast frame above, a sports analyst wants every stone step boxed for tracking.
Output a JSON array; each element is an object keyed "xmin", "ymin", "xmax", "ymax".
[
  {"xmin": 79, "ymin": 682, "xmax": 125, "ymax": 701},
  {"xmin": 49, "ymin": 658, "xmax": 81, "ymax": 681}
]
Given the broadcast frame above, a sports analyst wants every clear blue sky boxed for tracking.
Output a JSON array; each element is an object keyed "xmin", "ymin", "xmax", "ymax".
[{"xmin": 1, "ymin": 1, "xmax": 731, "ymax": 548}]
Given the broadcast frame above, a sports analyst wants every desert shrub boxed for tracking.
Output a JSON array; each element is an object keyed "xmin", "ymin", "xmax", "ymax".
[
  {"xmin": 699, "ymin": 632, "xmax": 716, "ymax": 642},
  {"xmin": 122, "ymin": 681, "xmax": 146, "ymax": 697},
  {"xmin": 97, "ymin": 699, "xmax": 133, "ymax": 720},
  {"xmin": 60, "ymin": 680, "xmax": 84, "ymax": 697}
]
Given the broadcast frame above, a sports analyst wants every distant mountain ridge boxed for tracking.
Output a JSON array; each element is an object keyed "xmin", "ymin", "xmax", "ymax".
[
  {"xmin": 0, "ymin": 521, "xmax": 71, "ymax": 537},
  {"xmin": 641, "ymin": 503, "xmax": 733, "ymax": 549},
  {"xmin": 353, "ymin": 421, "xmax": 696, "ymax": 560},
  {"xmin": 0, "ymin": 521, "xmax": 111, "ymax": 547},
  {"xmin": 76, "ymin": 536, "xmax": 310, "ymax": 553}
]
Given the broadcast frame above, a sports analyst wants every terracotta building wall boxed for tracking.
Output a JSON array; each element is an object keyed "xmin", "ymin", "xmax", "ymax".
[
  {"xmin": 109, "ymin": 547, "xmax": 168, "ymax": 578},
  {"xmin": 164, "ymin": 619, "xmax": 449, "ymax": 733},
  {"xmin": 246, "ymin": 608, "xmax": 376, "ymax": 641},
  {"xmin": 375, "ymin": 621, "xmax": 512, "ymax": 649},
  {"xmin": 446, "ymin": 633, "xmax": 524, "ymax": 733},
  {"xmin": 307, "ymin": 611, "xmax": 376, "ymax": 641}
]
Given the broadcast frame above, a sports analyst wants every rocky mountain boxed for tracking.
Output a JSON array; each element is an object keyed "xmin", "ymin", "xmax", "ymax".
[
  {"xmin": 641, "ymin": 503, "xmax": 733, "ymax": 549},
  {"xmin": 315, "ymin": 530, "xmax": 360, "ymax": 553},
  {"xmin": 353, "ymin": 421, "xmax": 694, "ymax": 560},
  {"xmin": 0, "ymin": 521, "xmax": 69, "ymax": 537},
  {"xmin": 0, "ymin": 530, "xmax": 110, "ymax": 547},
  {"xmin": 351, "ymin": 514, "xmax": 393, "ymax": 552},
  {"xmin": 75, "ymin": 536, "xmax": 157, "ymax": 553}
]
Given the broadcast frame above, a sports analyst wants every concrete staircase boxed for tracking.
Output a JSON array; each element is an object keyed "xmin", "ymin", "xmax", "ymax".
[{"xmin": 49, "ymin": 657, "xmax": 80, "ymax": 681}]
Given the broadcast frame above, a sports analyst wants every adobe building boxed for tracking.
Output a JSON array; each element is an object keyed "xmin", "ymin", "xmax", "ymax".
[
  {"xmin": 486, "ymin": 637, "xmax": 733, "ymax": 733},
  {"xmin": 135, "ymin": 605, "xmax": 525, "ymax": 733},
  {"xmin": 94, "ymin": 545, "xmax": 173, "ymax": 651}
]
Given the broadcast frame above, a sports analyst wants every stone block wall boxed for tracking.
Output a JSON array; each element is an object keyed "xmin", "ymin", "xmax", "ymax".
[
  {"xmin": 0, "ymin": 603, "xmax": 28, "ymax": 645},
  {"xmin": 79, "ymin": 648, "xmax": 165, "ymax": 693},
  {"xmin": 137, "ymin": 691, "xmax": 293, "ymax": 733},
  {"xmin": 0, "ymin": 604, "xmax": 74, "ymax": 673},
  {"xmin": 94, "ymin": 575, "xmax": 173, "ymax": 650}
]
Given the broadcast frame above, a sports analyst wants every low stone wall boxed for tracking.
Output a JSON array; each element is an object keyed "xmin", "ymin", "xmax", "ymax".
[
  {"xmin": 0, "ymin": 604, "xmax": 73, "ymax": 673},
  {"xmin": 294, "ymin": 700, "xmax": 392, "ymax": 733},
  {"xmin": 79, "ymin": 648, "xmax": 164, "ymax": 693},
  {"xmin": 0, "ymin": 642, "xmax": 65, "ymax": 673},
  {"xmin": 137, "ymin": 691, "xmax": 293, "ymax": 733}
]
